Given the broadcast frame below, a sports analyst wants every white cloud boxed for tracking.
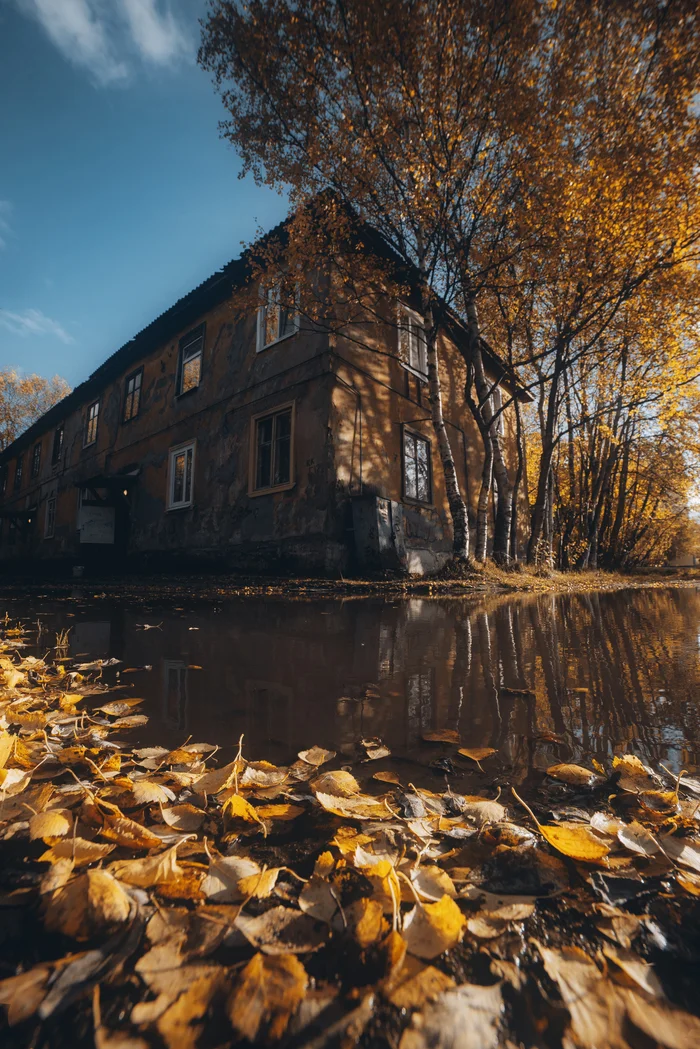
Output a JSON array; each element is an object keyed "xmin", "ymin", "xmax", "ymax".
[
  {"xmin": 0, "ymin": 309, "xmax": 75, "ymax": 345},
  {"xmin": 0, "ymin": 201, "xmax": 13, "ymax": 251},
  {"xmin": 15, "ymin": 0, "xmax": 190, "ymax": 86},
  {"xmin": 120, "ymin": 0, "xmax": 188, "ymax": 64}
]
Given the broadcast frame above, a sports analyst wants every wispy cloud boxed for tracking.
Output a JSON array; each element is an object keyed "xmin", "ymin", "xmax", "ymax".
[
  {"xmin": 15, "ymin": 0, "xmax": 189, "ymax": 86},
  {"xmin": 0, "ymin": 201, "xmax": 13, "ymax": 251},
  {"xmin": 0, "ymin": 309, "xmax": 75, "ymax": 345}
]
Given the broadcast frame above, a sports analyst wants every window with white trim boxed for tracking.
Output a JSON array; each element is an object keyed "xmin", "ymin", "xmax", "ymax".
[
  {"xmin": 403, "ymin": 428, "xmax": 432, "ymax": 503},
  {"xmin": 177, "ymin": 327, "xmax": 204, "ymax": 395},
  {"xmin": 398, "ymin": 303, "xmax": 428, "ymax": 378},
  {"xmin": 44, "ymin": 493, "xmax": 56, "ymax": 539},
  {"xmin": 256, "ymin": 280, "xmax": 299, "ymax": 352},
  {"xmin": 168, "ymin": 442, "xmax": 195, "ymax": 509},
  {"xmin": 84, "ymin": 400, "xmax": 99, "ymax": 447},
  {"xmin": 252, "ymin": 407, "xmax": 293, "ymax": 491}
]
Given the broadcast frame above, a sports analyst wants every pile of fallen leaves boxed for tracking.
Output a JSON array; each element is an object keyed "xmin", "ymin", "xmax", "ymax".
[{"xmin": 1, "ymin": 626, "xmax": 700, "ymax": 1048}]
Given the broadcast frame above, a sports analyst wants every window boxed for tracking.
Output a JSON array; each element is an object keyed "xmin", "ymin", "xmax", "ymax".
[
  {"xmin": 0, "ymin": 465, "xmax": 7, "ymax": 499},
  {"xmin": 84, "ymin": 401, "xmax": 99, "ymax": 447},
  {"xmin": 44, "ymin": 493, "xmax": 56, "ymax": 539},
  {"xmin": 177, "ymin": 327, "xmax": 204, "ymax": 395},
  {"xmin": 256, "ymin": 280, "xmax": 298, "ymax": 352},
  {"xmin": 52, "ymin": 423, "xmax": 64, "ymax": 465},
  {"xmin": 31, "ymin": 442, "xmax": 42, "ymax": 478},
  {"xmin": 13, "ymin": 454, "xmax": 23, "ymax": 493},
  {"xmin": 168, "ymin": 442, "xmax": 195, "ymax": 509},
  {"xmin": 123, "ymin": 369, "xmax": 143, "ymax": 422},
  {"xmin": 251, "ymin": 406, "xmax": 293, "ymax": 492},
  {"xmin": 398, "ymin": 304, "xmax": 427, "ymax": 378},
  {"xmin": 403, "ymin": 428, "xmax": 431, "ymax": 503}
]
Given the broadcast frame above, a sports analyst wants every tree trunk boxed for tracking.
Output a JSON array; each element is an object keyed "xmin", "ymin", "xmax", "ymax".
[
  {"xmin": 463, "ymin": 296, "xmax": 513, "ymax": 563},
  {"xmin": 475, "ymin": 434, "xmax": 494, "ymax": 561},
  {"xmin": 422, "ymin": 295, "xmax": 470, "ymax": 560}
]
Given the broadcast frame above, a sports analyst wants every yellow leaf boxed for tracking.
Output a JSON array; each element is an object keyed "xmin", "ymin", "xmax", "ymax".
[
  {"xmin": 384, "ymin": 955, "xmax": 455, "ymax": 1009},
  {"xmin": 237, "ymin": 867, "xmax": 283, "ymax": 899},
  {"xmin": 109, "ymin": 844, "xmax": 182, "ymax": 887},
  {"xmin": 29, "ymin": 810, "xmax": 72, "ymax": 842},
  {"xmin": 298, "ymin": 746, "xmax": 336, "ymax": 766},
  {"xmin": 513, "ymin": 789, "xmax": 609, "ymax": 863},
  {"xmin": 546, "ymin": 763, "xmax": 603, "ymax": 788},
  {"xmin": 315, "ymin": 791, "xmax": 392, "ymax": 821},
  {"xmin": 223, "ymin": 793, "xmax": 266, "ymax": 830},
  {"xmin": 40, "ymin": 838, "xmax": 116, "ymax": 866},
  {"xmin": 0, "ymin": 731, "xmax": 14, "ymax": 769},
  {"xmin": 403, "ymin": 895, "xmax": 465, "ymax": 960},
  {"xmin": 422, "ymin": 730, "xmax": 461, "ymax": 744},
  {"xmin": 43, "ymin": 869, "xmax": 132, "ymax": 941},
  {"xmin": 161, "ymin": 804, "xmax": 205, "ymax": 832},
  {"xmin": 227, "ymin": 953, "xmax": 308, "ymax": 1043},
  {"xmin": 255, "ymin": 803, "xmax": 304, "ymax": 822},
  {"xmin": 311, "ymin": 769, "xmax": 361, "ymax": 797}
]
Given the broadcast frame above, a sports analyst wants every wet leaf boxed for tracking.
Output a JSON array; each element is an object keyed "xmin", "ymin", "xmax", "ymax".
[
  {"xmin": 546, "ymin": 763, "xmax": 603, "ymax": 788},
  {"xmin": 227, "ymin": 952, "xmax": 308, "ymax": 1043},
  {"xmin": 617, "ymin": 820, "xmax": 659, "ymax": 856},
  {"xmin": 374, "ymin": 770, "xmax": 401, "ymax": 785},
  {"xmin": 315, "ymin": 791, "xmax": 393, "ymax": 820},
  {"xmin": 240, "ymin": 761, "xmax": 289, "ymax": 788},
  {"xmin": 311, "ymin": 769, "xmax": 361, "ymax": 797},
  {"xmin": 96, "ymin": 699, "xmax": 144, "ymax": 717},
  {"xmin": 402, "ymin": 895, "xmax": 465, "ymax": 960},
  {"xmin": 458, "ymin": 747, "xmax": 496, "ymax": 770},
  {"xmin": 298, "ymin": 745, "xmax": 336, "ymax": 766},
  {"xmin": 223, "ymin": 792, "xmax": 266, "ymax": 831},
  {"xmin": 513, "ymin": 789, "xmax": 609, "ymax": 862},
  {"xmin": 612, "ymin": 754, "xmax": 660, "ymax": 792},
  {"xmin": 361, "ymin": 737, "xmax": 391, "ymax": 760},
  {"xmin": 422, "ymin": 730, "xmax": 461, "ymax": 744}
]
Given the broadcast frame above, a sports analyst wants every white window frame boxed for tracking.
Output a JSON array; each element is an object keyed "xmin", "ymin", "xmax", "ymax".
[
  {"xmin": 44, "ymin": 492, "xmax": 56, "ymax": 539},
  {"xmin": 256, "ymin": 279, "xmax": 300, "ymax": 353},
  {"xmin": 167, "ymin": 441, "xmax": 195, "ymax": 510},
  {"xmin": 398, "ymin": 303, "xmax": 428, "ymax": 380},
  {"xmin": 84, "ymin": 400, "xmax": 100, "ymax": 447}
]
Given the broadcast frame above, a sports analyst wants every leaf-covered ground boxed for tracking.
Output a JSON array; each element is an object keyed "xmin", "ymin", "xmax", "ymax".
[{"xmin": 1, "ymin": 622, "xmax": 700, "ymax": 1049}]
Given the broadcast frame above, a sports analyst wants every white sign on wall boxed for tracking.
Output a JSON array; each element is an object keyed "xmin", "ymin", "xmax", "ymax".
[{"xmin": 79, "ymin": 505, "xmax": 115, "ymax": 544}]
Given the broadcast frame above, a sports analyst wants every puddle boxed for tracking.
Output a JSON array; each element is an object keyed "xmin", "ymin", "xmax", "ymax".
[{"xmin": 4, "ymin": 585, "xmax": 700, "ymax": 776}]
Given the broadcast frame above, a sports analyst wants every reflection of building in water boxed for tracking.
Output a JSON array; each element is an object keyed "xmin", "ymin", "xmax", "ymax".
[
  {"xmin": 163, "ymin": 660, "xmax": 189, "ymax": 731},
  {"xmin": 245, "ymin": 681, "xmax": 294, "ymax": 750},
  {"xmin": 71, "ymin": 620, "xmax": 111, "ymax": 657},
  {"xmin": 406, "ymin": 671, "xmax": 434, "ymax": 745}
]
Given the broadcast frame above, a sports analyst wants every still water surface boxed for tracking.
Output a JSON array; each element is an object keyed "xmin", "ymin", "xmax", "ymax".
[{"xmin": 5, "ymin": 586, "xmax": 700, "ymax": 779}]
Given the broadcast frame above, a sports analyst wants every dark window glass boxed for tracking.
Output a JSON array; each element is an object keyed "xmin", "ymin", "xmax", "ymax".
[
  {"xmin": 254, "ymin": 408, "xmax": 292, "ymax": 490},
  {"xmin": 45, "ymin": 494, "xmax": 56, "ymax": 539},
  {"xmin": 178, "ymin": 328, "xmax": 204, "ymax": 395},
  {"xmin": 0, "ymin": 465, "xmax": 7, "ymax": 498},
  {"xmin": 13, "ymin": 454, "xmax": 23, "ymax": 492},
  {"xmin": 123, "ymin": 369, "xmax": 142, "ymax": 422},
  {"xmin": 169, "ymin": 445, "xmax": 194, "ymax": 507},
  {"xmin": 31, "ymin": 442, "xmax": 42, "ymax": 478},
  {"xmin": 403, "ymin": 430, "xmax": 431, "ymax": 503},
  {"xmin": 52, "ymin": 424, "xmax": 64, "ymax": 465}
]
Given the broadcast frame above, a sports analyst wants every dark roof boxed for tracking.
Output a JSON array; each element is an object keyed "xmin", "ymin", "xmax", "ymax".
[
  {"xmin": 0, "ymin": 251, "xmax": 252, "ymax": 464},
  {"xmin": 1, "ymin": 210, "xmax": 529, "ymax": 462}
]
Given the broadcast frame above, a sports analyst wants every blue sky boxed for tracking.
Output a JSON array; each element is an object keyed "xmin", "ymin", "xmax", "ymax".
[{"xmin": 0, "ymin": 0, "xmax": 289, "ymax": 387}]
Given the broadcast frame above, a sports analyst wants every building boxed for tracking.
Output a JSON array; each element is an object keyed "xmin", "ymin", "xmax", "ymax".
[{"xmin": 0, "ymin": 223, "xmax": 529, "ymax": 576}]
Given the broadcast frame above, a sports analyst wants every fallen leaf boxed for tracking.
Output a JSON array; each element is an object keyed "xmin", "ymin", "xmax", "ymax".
[
  {"xmin": 298, "ymin": 746, "xmax": 336, "ymax": 766},
  {"xmin": 44, "ymin": 869, "xmax": 132, "ymax": 941},
  {"xmin": 374, "ymin": 770, "xmax": 401, "ymax": 785},
  {"xmin": 28, "ymin": 809, "xmax": 72, "ymax": 842},
  {"xmin": 422, "ymin": 730, "xmax": 461, "ymax": 744},
  {"xmin": 402, "ymin": 895, "xmax": 465, "ymax": 960},
  {"xmin": 40, "ymin": 837, "xmax": 116, "ymax": 866},
  {"xmin": 660, "ymin": 835, "xmax": 700, "ymax": 872},
  {"xmin": 311, "ymin": 769, "xmax": 361, "ymax": 797},
  {"xmin": 157, "ymin": 967, "xmax": 225, "ymax": 1049},
  {"xmin": 546, "ymin": 763, "xmax": 603, "ymax": 788},
  {"xmin": 537, "ymin": 942, "xmax": 625, "ymax": 1049},
  {"xmin": 361, "ymin": 737, "xmax": 391, "ymax": 760},
  {"xmin": 612, "ymin": 754, "xmax": 660, "ymax": 792},
  {"xmin": 201, "ymin": 854, "xmax": 260, "ymax": 902},
  {"xmin": 193, "ymin": 759, "xmax": 244, "ymax": 795},
  {"xmin": 130, "ymin": 780, "xmax": 174, "ymax": 806},
  {"xmin": 399, "ymin": 982, "xmax": 503, "ymax": 1049},
  {"xmin": 161, "ymin": 804, "xmax": 205, "ymax": 832},
  {"xmin": 620, "ymin": 987, "xmax": 700, "ymax": 1049},
  {"xmin": 227, "ymin": 952, "xmax": 308, "ymax": 1043},
  {"xmin": 513, "ymin": 789, "xmax": 609, "ymax": 863},
  {"xmin": 384, "ymin": 955, "xmax": 455, "ymax": 1009},
  {"xmin": 602, "ymin": 945, "xmax": 664, "ymax": 997},
  {"xmin": 236, "ymin": 906, "xmax": 328, "ymax": 954},
  {"xmin": 109, "ymin": 844, "xmax": 182, "ymax": 887},
  {"xmin": 315, "ymin": 791, "xmax": 392, "ymax": 820},
  {"xmin": 617, "ymin": 820, "xmax": 659, "ymax": 856}
]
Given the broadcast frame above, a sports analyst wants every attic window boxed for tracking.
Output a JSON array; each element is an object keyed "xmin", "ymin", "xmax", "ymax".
[
  {"xmin": 398, "ymin": 303, "xmax": 427, "ymax": 378},
  {"xmin": 178, "ymin": 327, "xmax": 204, "ymax": 396},
  {"xmin": 257, "ymin": 279, "xmax": 299, "ymax": 352}
]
